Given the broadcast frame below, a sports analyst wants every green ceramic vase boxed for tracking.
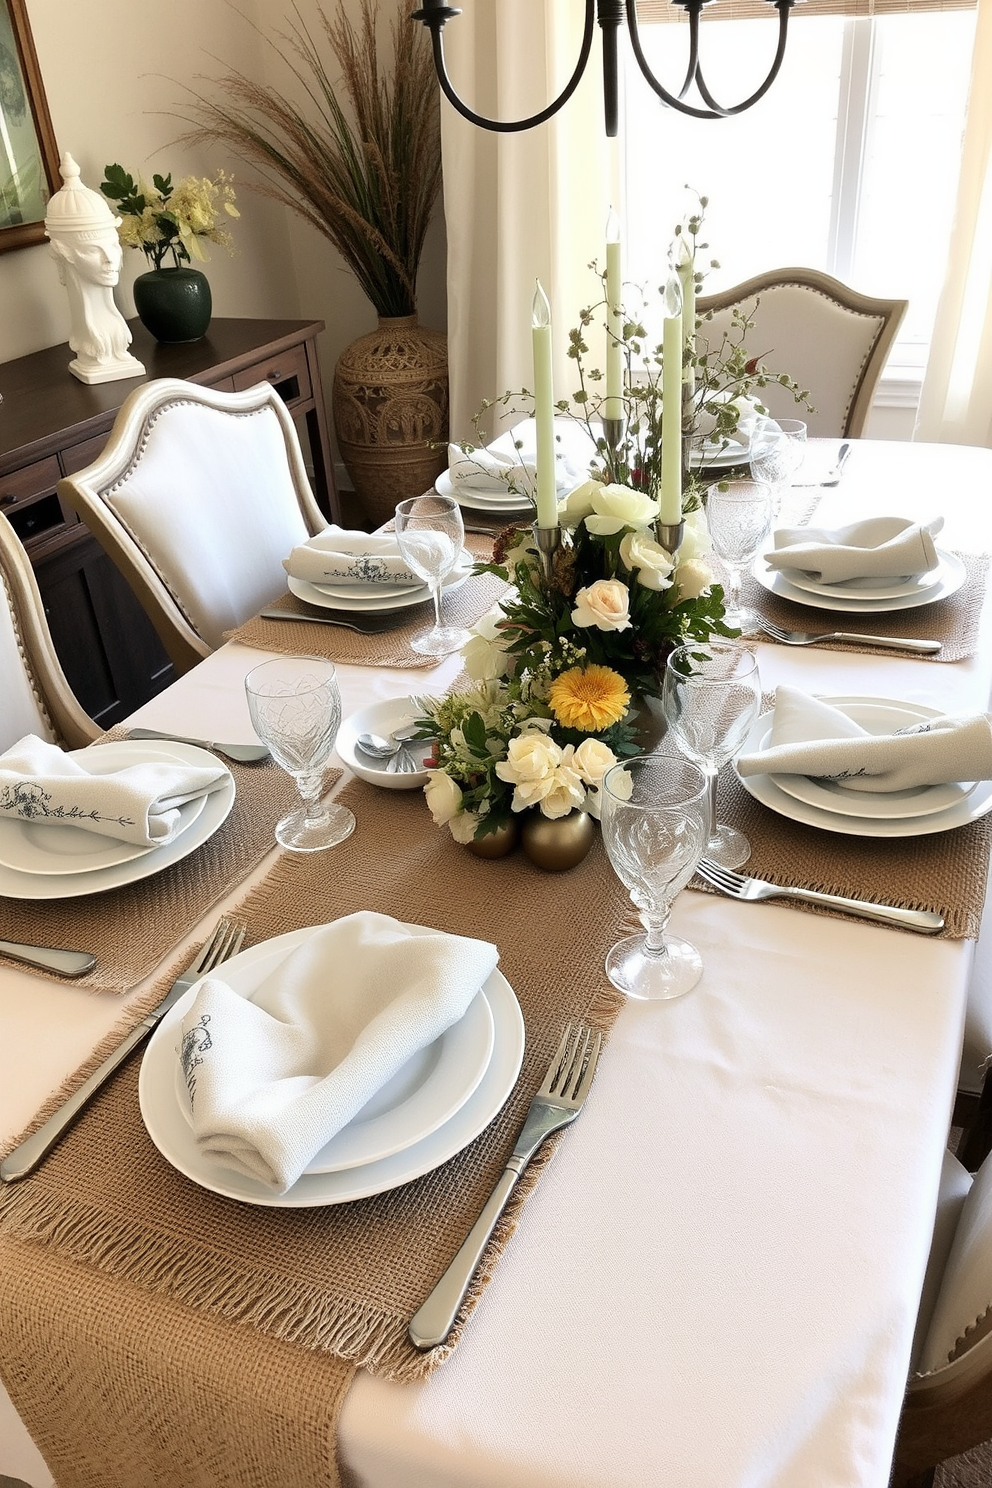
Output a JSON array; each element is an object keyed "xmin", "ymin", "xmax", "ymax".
[{"xmin": 133, "ymin": 267, "xmax": 212, "ymax": 343}]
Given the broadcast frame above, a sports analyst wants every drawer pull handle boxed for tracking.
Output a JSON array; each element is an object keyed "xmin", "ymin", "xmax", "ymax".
[
  {"xmin": 0, "ymin": 494, "xmax": 17, "ymax": 508},
  {"xmin": 268, "ymin": 369, "xmax": 283, "ymax": 382}
]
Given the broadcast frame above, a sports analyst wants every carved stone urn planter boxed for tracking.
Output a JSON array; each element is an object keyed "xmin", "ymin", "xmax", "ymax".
[{"xmin": 332, "ymin": 314, "xmax": 449, "ymax": 526}]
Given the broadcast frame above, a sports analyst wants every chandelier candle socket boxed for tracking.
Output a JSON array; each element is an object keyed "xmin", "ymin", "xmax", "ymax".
[
  {"xmin": 660, "ymin": 273, "xmax": 684, "ymax": 527},
  {"xmin": 605, "ymin": 211, "xmax": 623, "ymax": 421},
  {"xmin": 532, "ymin": 281, "xmax": 558, "ymax": 529}
]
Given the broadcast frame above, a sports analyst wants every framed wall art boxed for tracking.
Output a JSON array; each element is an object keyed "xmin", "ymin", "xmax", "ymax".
[{"xmin": 0, "ymin": 0, "xmax": 60, "ymax": 252}]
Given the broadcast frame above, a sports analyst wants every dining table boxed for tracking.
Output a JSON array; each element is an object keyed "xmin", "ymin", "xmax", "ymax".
[{"xmin": 1, "ymin": 436, "xmax": 991, "ymax": 1488}]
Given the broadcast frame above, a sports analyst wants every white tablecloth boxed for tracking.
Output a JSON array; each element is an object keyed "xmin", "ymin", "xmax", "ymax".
[{"xmin": 2, "ymin": 440, "xmax": 990, "ymax": 1488}]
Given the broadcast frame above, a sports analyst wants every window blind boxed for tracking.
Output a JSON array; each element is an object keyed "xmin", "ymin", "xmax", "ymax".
[{"xmin": 636, "ymin": 1, "xmax": 976, "ymax": 21}]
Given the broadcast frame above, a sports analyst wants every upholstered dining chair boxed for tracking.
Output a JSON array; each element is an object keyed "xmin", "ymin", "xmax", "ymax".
[
  {"xmin": 58, "ymin": 379, "xmax": 327, "ymax": 674},
  {"xmin": 696, "ymin": 267, "xmax": 907, "ymax": 438},
  {"xmin": 890, "ymin": 1146, "xmax": 992, "ymax": 1486},
  {"xmin": 0, "ymin": 513, "xmax": 97, "ymax": 752}
]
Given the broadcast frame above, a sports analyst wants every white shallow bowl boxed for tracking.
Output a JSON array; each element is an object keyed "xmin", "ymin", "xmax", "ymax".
[{"xmin": 337, "ymin": 696, "xmax": 432, "ymax": 790}]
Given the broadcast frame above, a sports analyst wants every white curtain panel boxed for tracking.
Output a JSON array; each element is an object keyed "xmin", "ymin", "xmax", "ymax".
[
  {"xmin": 440, "ymin": 0, "xmax": 619, "ymax": 443},
  {"xmin": 916, "ymin": 0, "xmax": 992, "ymax": 446}
]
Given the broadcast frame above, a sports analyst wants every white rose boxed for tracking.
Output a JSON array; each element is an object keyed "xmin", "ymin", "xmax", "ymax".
[
  {"xmin": 674, "ymin": 557, "xmax": 715, "ymax": 601},
  {"xmin": 677, "ymin": 506, "xmax": 712, "ymax": 563},
  {"xmin": 495, "ymin": 733, "xmax": 563, "ymax": 811},
  {"xmin": 584, "ymin": 483, "xmax": 660, "ymax": 536},
  {"xmin": 424, "ymin": 770, "xmax": 463, "ymax": 826},
  {"xmin": 448, "ymin": 810, "xmax": 480, "ymax": 845},
  {"xmin": 602, "ymin": 764, "xmax": 635, "ymax": 805},
  {"xmin": 462, "ymin": 606, "xmax": 511, "ymax": 682},
  {"xmin": 619, "ymin": 530, "xmax": 675, "ymax": 592},
  {"xmin": 571, "ymin": 738, "xmax": 617, "ymax": 787},
  {"xmin": 558, "ymin": 479, "xmax": 603, "ymax": 527},
  {"xmin": 571, "ymin": 578, "xmax": 632, "ymax": 632},
  {"xmin": 540, "ymin": 764, "xmax": 587, "ymax": 819}
]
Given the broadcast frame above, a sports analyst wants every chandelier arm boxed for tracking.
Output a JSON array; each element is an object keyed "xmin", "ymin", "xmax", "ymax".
[
  {"xmin": 414, "ymin": 2, "xmax": 598, "ymax": 135},
  {"xmin": 692, "ymin": 6, "xmax": 792, "ymax": 116},
  {"xmin": 676, "ymin": 5, "xmax": 703, "ymax": 102},
  {"xmin": 624, "ymin": 0, "xmax": 722, "ymax": 120}
]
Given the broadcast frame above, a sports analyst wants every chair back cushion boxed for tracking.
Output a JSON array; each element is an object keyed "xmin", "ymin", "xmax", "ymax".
[
  {"xmin": 698, "ymin": 284, "xmax": 886, "ymax": 438},
  {"xmin": 918, "ymin": 1150, "xmax": 992, "ymax": 1373},
  {"xmin": 102, "ymin": 399, "xmax": 313, "ymax": 650},
  {"xmin": 0, "ymin": 576, "xmax": 56, "ymax": 749}
]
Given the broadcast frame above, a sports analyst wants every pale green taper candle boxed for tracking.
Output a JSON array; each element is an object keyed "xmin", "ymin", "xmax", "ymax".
[
  {"xmin": 532, "ymin": 281, "xmax": 558, "ymax": 529},
  {"xmin": 660, "ymin": 274, "xmax": 683, "ymax": 527},
  {"xmin": 605, "ymin": 210, "xmax": 623, "ymax": 421}
]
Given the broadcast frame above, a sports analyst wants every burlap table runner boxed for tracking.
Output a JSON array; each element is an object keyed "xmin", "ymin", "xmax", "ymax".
[
  {"xmin": 0, "ymin": 777, "xmax": 627, "ymax": 1486},
  {"xmin": 0, "ymin": 759, "xmax": 302, "ymax": 994},
  {"xmin": 226, "ymin": 533, "xmax": 507, "ymax": 669},
  {"xmin": 740, "ymin": 551, "xmax": 988, "ymax": 662},
  {"xmin": 691, "ymin": 760, "xmax": 992, "ymax": 938}
]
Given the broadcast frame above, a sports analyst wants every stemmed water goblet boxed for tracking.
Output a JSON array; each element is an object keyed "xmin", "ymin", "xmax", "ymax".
[
  {"xmin": 705, "ymin": 477, "xmax": 774, "ymax": 636},
  {"xmin": 393, "ymin": 494, "xmax": 471, "ymax": 657},
  {"xmin": 599, "ymin": 753, "xmax": 710, "ymax": 1001},
  {"xmin": 661, "ymin": 642, "xmax": 762, "ymax": 871},
  {"xmin": 748, "ymin": 417, "xmax": 807, "ymax": 517},
  {"xmin": 245, "ymin": 656, "xmax": 355, "ymax": 852}
]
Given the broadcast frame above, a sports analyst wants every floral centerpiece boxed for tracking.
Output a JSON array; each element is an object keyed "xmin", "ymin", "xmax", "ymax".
[{"xmin": 100, "ymin": 164, "xmax": 239, "ymax": 270}]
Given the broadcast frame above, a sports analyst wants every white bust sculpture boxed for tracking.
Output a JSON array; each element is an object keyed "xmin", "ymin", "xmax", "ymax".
[{"xmin": 44, "ymin": 153, "xmax": 145, "ymax": 385}]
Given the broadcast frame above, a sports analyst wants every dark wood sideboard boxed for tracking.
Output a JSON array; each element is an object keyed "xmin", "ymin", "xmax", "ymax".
[{"xmin": 0, "ymin": 318, "xmax": 339, "ymax": 728}]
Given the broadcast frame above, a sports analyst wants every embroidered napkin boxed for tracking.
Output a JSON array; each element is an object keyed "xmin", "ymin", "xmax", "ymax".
[
  {"xmin": 736, "ymin": 686, "xmax": 992, "ymax": 792},
  {"xmin": 448, "ymin": 417, "xmax": 595, "ymax": 496},
  {"xmin": 283, "ymin": 527, "xmax": 419, "ymax": 588},
  {"xmin": 0, "ymin": 735, "xmax": 231, "ymax": 847},
  {"xmin": 178, "ymin": 911, "xmax": 499, "ymax": 1194},
  {"xmin": 763, "ymin": 515, "xmax": 943, "ymax": 583}
]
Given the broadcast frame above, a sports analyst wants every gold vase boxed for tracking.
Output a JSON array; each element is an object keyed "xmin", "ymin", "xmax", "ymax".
[
  {"xmin": 466, "ymin": 819, "xmax": 519, "ymax": 859},
  {"xmin": 332, "ymin": 314, "xmax": 449, "ymax": 527},
  {"xmin": 520, "ymin": 810, "xmax": 596, "ymax": 872}
]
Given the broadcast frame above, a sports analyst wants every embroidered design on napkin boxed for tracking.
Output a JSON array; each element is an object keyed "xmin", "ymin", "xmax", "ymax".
[
  {"xmin": 180, "ymin": 1014, "xmax": 213, "ymax": 1106},
  {"xmin": 0, "ymin": 780, "xmax": 135, "ymax": 830}
]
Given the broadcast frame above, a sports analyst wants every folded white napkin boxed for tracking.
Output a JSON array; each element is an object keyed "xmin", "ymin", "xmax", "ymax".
[
  {"xmin": 736, "ymin": 686, "xmax": 992, "ymax": 793},
  {"xmin": 283, "ymin": 527, "xmax": 419, "ymax": 588},
  {"xmin": 694, "ymin": 393, "xmax": 766, "ymax": 454},
  {"xmin": 0, "ymin": 734, "xmax": 229, "ymax": 847},
  {"xmin": 764, "ymin": 516, "xmax": 943, "ymax": 584},
  {"xmin": 178, "ymin": 911, "xmax": 499, "ymax": 1194},
  {"xmin": 448, "ymin": 417, "xmax": 595, "ymax": 497}
]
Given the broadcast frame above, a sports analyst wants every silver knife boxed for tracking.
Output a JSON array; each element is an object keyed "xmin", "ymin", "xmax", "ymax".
[
  {"xmin": 0, "ymin": 939, "xmax": 96, "ymax": 977},
  {"xmin": 0, "ymin": 921, "xmax": 245, "ymax": 1183},
  {"xmin": 127, "ymin": 728, "xmax": 269, "ymax": 762},
  {"xmin": 258, "ymin": 607, "xmax": 399, "ymax": 634}
]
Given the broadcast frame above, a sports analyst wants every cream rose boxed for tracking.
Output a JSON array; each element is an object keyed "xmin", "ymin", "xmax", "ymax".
[
  {"xmin": 674, "ymin": 557, "xmax": 715, "ymax": 601},
  {"xmin": 447, "ymin": 810, "xmax": 481, "ymax": 845},
  {"xmin": 584, "ymin": 483, "xmax": 660, "ymax": 536},
  {"xmin": 677, "ymin": 506, "xmax": 712, "ymax": 564},
  {"xmin": 571, "ymin": 578, "xmax": 632, "ymax": 632},
  {"xmin": 424, "ymin": 770, "xmax": 464, "ymax": 827},
  {"xmin": 540, "ymin": 765, "xmax": 587, "ymax": 820},
  {"xmin": 462, "ymin": 607, "xmax": 511, "ymax": 682},
  {"xmin": 558, "ymin": 479, "xmax": 602, "ymax": 528},
  {"xmin": 570, "ymin": 738, "xmax": 618, "ymax": 787},
  {"xmin": 619, "ymin": 530, "xmax": 675, "ymax": 592},
  {"xmin": 495, "ymin": 733, "xmax": 563, "ymax": 811}
]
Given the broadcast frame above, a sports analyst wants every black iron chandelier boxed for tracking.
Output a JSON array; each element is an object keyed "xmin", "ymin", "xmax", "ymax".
[{"xmin": 411, "ymin": 0, "xmax": 799, "ymax": 139}]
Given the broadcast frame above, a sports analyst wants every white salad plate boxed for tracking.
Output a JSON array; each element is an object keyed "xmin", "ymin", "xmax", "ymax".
[
  {"xmin": 139, "ymin": 927, "xmax": 525, "ymax": 1208},
  {"xmin": 736, "ymin": 695, "xmax": 992, "ymax": 838},
  {"xmin": 753, "ymin": 549, "xmax": 966, "ymax": 614},
  {"xmin": 310, "ymin": 576, "xmax": 424, "ymax": 601},
  {"xmin": 0, "ymin": 741, "xmax": 235, "ymax": 900},
  {"xmin": 168, "ymin": 924, "xmax": 496, "ymax": 1174},
  {"xmin": 288, "ymin": 553, "xmax": 471, "ymax": 614},
  {"xmin": 337, "ymin": 697, "xmax": 432, "ymax": 791},
  {"xmin": 690, "ymin": 440, "xmax": 751, "ymax": 471},
  {"xmin": 0, "ymin": 740, "xmax": 209, "ymax": 876},
  {"xmin": 435, "ymin": 472, "xmax": 535, "ymax": 515},
  {"xmin": 778, "ymin": 552, "xmax": 956, "ymax": 603}
]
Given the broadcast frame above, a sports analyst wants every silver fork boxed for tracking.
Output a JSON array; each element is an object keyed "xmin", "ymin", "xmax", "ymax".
[
  {"xmin": 0, "ymin": 917, "xmax": 247, "ymax": 1183},
  {"xmin": 758, "ymin": 618, "xmax": 941, "ymax": 655},
  {"xmin": 409, "ymin": 1022, "xmax": 602, "ymax": 1350},
  {"xmin": 695, "ymin": 857, "xmax": 944, "ymax": 934}
]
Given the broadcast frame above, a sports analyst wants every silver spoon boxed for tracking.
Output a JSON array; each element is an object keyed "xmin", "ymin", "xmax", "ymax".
[{"xmin": 356, "ymin": 731, "xmax": 405, "ymax": 760}]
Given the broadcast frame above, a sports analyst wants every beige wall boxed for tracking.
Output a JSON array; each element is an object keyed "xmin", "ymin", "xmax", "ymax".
[{"xmin": 4, "ymin": 0, "xmax": 447, "ymax": 475}]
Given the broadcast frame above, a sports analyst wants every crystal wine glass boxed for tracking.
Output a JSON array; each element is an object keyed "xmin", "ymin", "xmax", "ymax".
[
  {"xmin": 393, "ymin": 494, "xmax": 471, "ymax": 657},
  {"xmin": 705, "ymin": 477, "xmax": 774, "ymax": 636},
  {"xmin": 245, "ymin": 656, "xmax": 355, "ymax": 852},
  {"xmin": 661, "ymin": 642, "xmax": 761, "ymax": 871},
  {"xmin": 600, "ymin": 753, "xmax": 710, "ymax": 1001},
  {"xmin": 748, "ymin": 417, "xmax": 807, "ymax": 517}
]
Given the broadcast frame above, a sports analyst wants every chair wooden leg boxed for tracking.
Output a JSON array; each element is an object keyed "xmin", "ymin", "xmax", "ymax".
[{"xmin": 958, "ymin": 1068, "xmax": 992, "ymax": 1171}]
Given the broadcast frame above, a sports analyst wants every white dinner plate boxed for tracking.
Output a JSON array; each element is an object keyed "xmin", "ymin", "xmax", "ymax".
[
  {"xmin": 752, "ymin": 548, "xmax": 966, "ymax": 613},
  {"xmin": 288, "ymin": 552, "xmax": 472, "ymax": 614},
  {"xmin": 753, "ymin": 699, "xmax": 976, "ymax": 819},
  {"xmin": 139, "ymin": 933, "xmax": 525, "ymax": 1208},
  {"xmin": 689, "ymin": 439, "xmax": 751, "ymax": 471},
  {"xmin": 0, "ymin": 741, "xmax": 235, "ymax": 899},
  {"xmin": 736, "ymin": 694, "xmax": 992, "ymax": 837},
  {"xmin": 776, "ymin": 553, "xmax": 954, "ymax": 603},
  {"xmin": 0, "ymin": 740, "xmax": 209, "ymax": 876},
  {"xmin": 435, "ymin": 472, "xmax": 535, "ymax": 515},
  {"xmin": 168, "ymin": 924, "xmax": 495, "ymax": 1174},
  {"xmin": 309, "ymin": 576, "xmax": 425, "ymax": 601},
  {"xmin": 337, "ymin": 697, "xmax": 432, "ymax": 791}
]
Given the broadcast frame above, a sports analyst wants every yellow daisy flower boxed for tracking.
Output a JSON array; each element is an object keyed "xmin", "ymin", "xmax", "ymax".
[{"xmin": 548, "ymin": 665, "xmax": 630, "ymax": 733}]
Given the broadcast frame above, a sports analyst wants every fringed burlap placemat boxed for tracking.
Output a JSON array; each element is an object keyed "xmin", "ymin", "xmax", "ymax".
[
  {"xmin": 690, "ymin": 762, "xmax": 992, "ymax": 937},
  {"xmin": 226, "ymin": 534, "xmax": 507, "ymax": 669},
  {"xmin": 0, "ymin": 780, "xmax": 626, "ymax": 1465},
  {"xmin": 740, "ymin": 552, "xmax": 988, "ymax": 662},
  {"xmin": 0, "ymin": 760, "xmax": 302, "ymax": 994}
]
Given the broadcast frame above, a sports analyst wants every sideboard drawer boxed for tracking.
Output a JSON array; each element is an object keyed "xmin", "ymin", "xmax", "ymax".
[
  {"xmin": 0, "ymin": 455, "xmax": 78, "ymax": 553},
  {"xmin": 232, "ymin": 342, "xmax": 311, "ymax": 407},
  {"xmin": 0, "ymin": 455, "xmax": 61, "ymax": 508}
]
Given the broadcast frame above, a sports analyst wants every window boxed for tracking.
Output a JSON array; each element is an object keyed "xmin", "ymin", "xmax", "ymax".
[{"xmin": 622, "ymin": 8, "xmax": 977, "ymax": 395}]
